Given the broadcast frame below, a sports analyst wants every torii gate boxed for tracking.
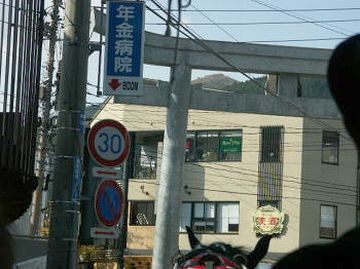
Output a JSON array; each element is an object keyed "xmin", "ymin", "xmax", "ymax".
[{"xmin": 93, "ymin": 8, "xmax": 339, "ymax": 269}]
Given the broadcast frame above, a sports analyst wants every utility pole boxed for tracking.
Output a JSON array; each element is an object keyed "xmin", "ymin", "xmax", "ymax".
[
  {"xmin": 152, "ymin": 57, "xmax": 192, "ymax": 269},
  {"xmin": 118, "ymin": 132, "xmax": 135, "ymax": 269},
  {"xmin": 46, "ymin": 0, "xmax": 90, "ymax": 268},
  {"xmin": 31, "ymin": 0, "xmax": 61, "ymax": 237}
]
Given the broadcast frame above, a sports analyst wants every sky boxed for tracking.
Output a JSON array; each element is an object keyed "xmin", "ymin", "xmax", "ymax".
[{"xmin": 43, "ymin": 0, "xmax": 360, "ymax": 104}]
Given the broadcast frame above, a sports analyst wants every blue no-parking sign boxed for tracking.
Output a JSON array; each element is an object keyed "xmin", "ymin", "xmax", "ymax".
[
  {"xmin": 95, "ymin": 179, "xmax": 124, "ymax": 227},
  {"xmin": 104, "ymin": 0, "xmax": 145, "ymax": 96}
]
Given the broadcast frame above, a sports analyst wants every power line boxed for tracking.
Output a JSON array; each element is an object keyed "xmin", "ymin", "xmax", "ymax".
[
  {"xmin": 133, "ymin": 149, "xmax": 358, "ymax": 191},
  {"xmin": 147, "ymin": 18, "xmax": 360, "ymax": 26},
  {"xmin": 232, "ymin": 37, "xmax": 346, "ymax": 43},
  {"xmin": 99, "ymin": 107, "xmax": 357, "ymax": 139},
  {"xmin": 87, "ymin": 0, "xmax": 358, "ymax": 198},
  {"xmin": 150, "ymin": 7, "xmax": 360, "ymax": 13},
  {"xmin": 250, "ymin": 0, "xmax": 352, "ymax": 36},
  {"xmin": 189, "ymin": 3, "xmax": 238, "ymax": 42},
  {"xmin": 205, "ymin": 162, "xmax": 356, "ymax": 192},
  {"xmin": 147, "ymin": 2, "xmax": 357, "ymax": 146},
  {"xmin": 135, "ymin": 180, "xmax": 357, "ymax": 207}
]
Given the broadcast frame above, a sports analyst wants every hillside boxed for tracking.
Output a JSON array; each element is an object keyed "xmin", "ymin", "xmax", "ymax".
[
  {"xmin": 191, "ymin": 73, "xmax": 267, "ymax": 94},
  {"xmin": 191, "ymin": 73, "xmax": 237, "ymax": 89},
  {"xmin": 222, "ymin": 76, "xmax": 267, "ymax": 94}
]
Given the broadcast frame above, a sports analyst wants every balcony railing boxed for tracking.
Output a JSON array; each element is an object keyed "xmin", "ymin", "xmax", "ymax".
[{"xmin": 133, "ymin": 156, "xmax": 157, "ymax": 179}]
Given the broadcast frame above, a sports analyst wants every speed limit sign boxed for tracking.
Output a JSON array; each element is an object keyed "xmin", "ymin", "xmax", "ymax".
[{"xmin": 87, "ymin": 119, "xmax": 130, "ymax": 167}]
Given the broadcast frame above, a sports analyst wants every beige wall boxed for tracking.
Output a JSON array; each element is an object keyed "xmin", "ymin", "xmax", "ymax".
[
  {"xmin": 127, "ymin": 226, "xmax": 155, "ymax": 249},
  {"xmin": 114, "ymin": 104, "xmax": 306, "ymax": 254},
  {"xmin": 94, "ymin": 103, "xmax": 357, "ymax": 256},
  {"xmin": 299, "ymin": 118, "xmax": 357, "ymax": 246}
]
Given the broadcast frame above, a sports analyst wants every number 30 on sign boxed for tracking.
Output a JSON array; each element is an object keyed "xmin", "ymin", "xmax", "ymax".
[{"xmin": 87, "ymin": 119, "xmax": 130, "ymax": 167}]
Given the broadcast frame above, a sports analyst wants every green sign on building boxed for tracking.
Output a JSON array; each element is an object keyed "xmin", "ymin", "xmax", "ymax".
[{"xmin": 220, "ymin": 137, "xmax": 242, "ymax": 153}]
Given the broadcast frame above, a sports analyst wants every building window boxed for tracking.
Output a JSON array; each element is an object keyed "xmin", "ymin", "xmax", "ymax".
[
  {"xmin": 193, "ymin": 203, "xmax": 216, "ymax": 232},
  {"xmin": 258, "ymin": 126, "xmax": 284, "ymax": 210},
  {"xmin": 260, "ymin": 126, "xmax": 283, "ymax": 163},
  {"xmin": 185, "ymin": 130, "xmax": 242, "ymax": 162},
  {"xmin": 133, "ymin": 145, "xmax": 157, "ymax": 179},
  {"xmin": 180, "ymin": 202, "xmax": 239, "ymax": 234},
  {"xmin": 217, "ymin": 203, "xmax": 240, "ymax": 233},
  {"xmin": 320, "ymin": 205, "xmax": 337, "ymax": 239},
  {"xmin": 322, "ymin": 131, "xmax": 339, "ymax": 165},
  {"xmin": 129, "ymin": 201, "xmax": 155, "ymax": 226},
  {"xmin": 180, "ymin": 203, "xmax": 192, "ymax": 232},
  {"xmin": 196, "ymin": 132, "xmax": 219, "ymax": 162}
]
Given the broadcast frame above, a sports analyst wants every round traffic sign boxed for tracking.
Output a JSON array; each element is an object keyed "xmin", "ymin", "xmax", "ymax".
[
  {"xmin": 88, "ymin": 119, "xmax": 130, "ymax": 167},
  {"xmin": 95, "ymin": 179, "xmax": 124, "ymax": 227}
]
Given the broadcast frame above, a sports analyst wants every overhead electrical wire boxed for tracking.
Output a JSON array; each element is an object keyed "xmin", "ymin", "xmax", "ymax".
[
  {"xmin": 147, "ymin": 18, "xmax": 360, "ymax": 26},
  {"xmin": 133, "ymin": 164, "xmax": 358, "ymax": 200},
  {"xmin": 87, "ymin": 2, "xmax": 359, "ymax": 209},
  {"xmin": 147, "ymin": 1, "xmax": 358, "ymax": 146},
  {"xmin": 189, "ymin": 3, "xmax": 238, "ymax": 42},
  {"xmin": 151, "ymin": 7, "xmax": 360, "ymax": 13},
  {"xmin": 90, "ymin": 4, "xmax": 360, "ymax": 13},
  {"xmin": 250, "ymin": 0, "xmax": 353, "ymax": 36},
  {"xmin": 249, "ymin": 37, "xmax": 345, "ymax": 44},
  {"xmin": 86, "ymin": 2, "xmax": 358, "ymax": 191},
  {"xmin": 132, "ymin": 148, "xmax": 357, "ymax": 190},
  {"xmin": 188, "ymin": 3, "xmax": 345, "ymax": 44},
  {"xmin": 98, "ymin": 107, "xmax": 356, "ymax": 141},
  {"xmin": 134, "ymin": 180, "xmax": 357, "ymax": 207}
]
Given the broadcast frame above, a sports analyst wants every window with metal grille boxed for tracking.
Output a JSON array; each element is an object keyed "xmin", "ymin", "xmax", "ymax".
[
  {"xmin": 320, "ymin": 205, "xmax": 337, "ymax": 239},
  {"xmin": 322, "ymin": 131, "xmax": 339, "ymax": 165},
  {"xmin": 260, "ymin": 126, "xmax": 283, "ymax": 163},
  {"xmin": 185, "ymin": 130, "xmax": 242, "ymax": 162},
  {"xmin": 133, "ymin": 144, "xmax": 157, "ymax": 179},
  {"xmin": 129, "ymin": 201, "xmax": 155, "ymax": 226},
  {"xmin": 196, "ymin": 132, "xmax": 219, "ymax": 162},
  {"xmin": 258, "ymin": 126, "xmax": 284, "ymax": 210}
]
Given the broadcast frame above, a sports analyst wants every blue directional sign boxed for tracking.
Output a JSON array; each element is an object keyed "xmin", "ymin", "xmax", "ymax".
[
  {"xmin": 95, "ymin": 179, "xmax": 124, "ymax": 227},
  {"xmin": 104, "ymin": 0, "xmax": 145, "ymax": 96}
]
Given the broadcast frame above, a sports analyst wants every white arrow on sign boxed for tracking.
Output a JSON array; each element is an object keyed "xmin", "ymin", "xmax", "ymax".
[
  {"xmin": 92, "ymin": 166, "xmax": 121, "ymax": 179},
  {"xmin": 90, "ymin": 227, "xmax": 119, "ymax": 239}
]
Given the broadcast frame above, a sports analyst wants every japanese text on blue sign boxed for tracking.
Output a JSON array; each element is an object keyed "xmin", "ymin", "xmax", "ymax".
[{"xmin": 107, "ymin": 1, "xmax": 144, "ymax": 77}]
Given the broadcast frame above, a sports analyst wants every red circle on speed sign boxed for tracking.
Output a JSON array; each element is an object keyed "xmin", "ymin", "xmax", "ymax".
[{"xmin": 87, "ymin": 119, "xmax": 130, "ymax": 167}]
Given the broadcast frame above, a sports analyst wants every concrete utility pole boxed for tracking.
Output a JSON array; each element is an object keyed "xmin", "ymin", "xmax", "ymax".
[
  {"xmin": 118, "ymin": 132, "xmax": 135, "ymax": 269},
  {"xmin": 152, "ymin": 57, "xmax": 192, "ymax": 269},
  {"xmin": 31, "ymin": 0, "xmax": 61, "ymax": 237},
  {"xmin": 46, "ymin": 0, "xmax": 91, "ymax": 268}
]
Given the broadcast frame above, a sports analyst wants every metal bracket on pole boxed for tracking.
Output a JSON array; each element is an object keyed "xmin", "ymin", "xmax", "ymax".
[{"xmin": 88, "ymin": 41, "xmax": 101, "ymax": 55}]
